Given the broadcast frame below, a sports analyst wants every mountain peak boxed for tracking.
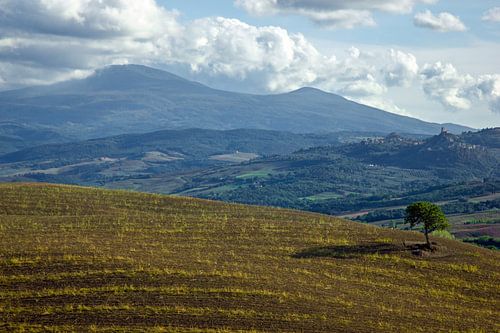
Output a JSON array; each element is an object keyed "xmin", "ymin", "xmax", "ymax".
[
  {"xmin": 289, "ymin": 87, "xmax": 328, "ymax": 95},
  {"xmin": 287, "ymin": 87, "xmax": 347, "ymax": 102},
  {"xmin": 92, "ymin": 64, "xmax": 187, "ymax": 83},
  {"xmin": 79, "ymin": 64, "xmax": 210, "ymax": 92}
]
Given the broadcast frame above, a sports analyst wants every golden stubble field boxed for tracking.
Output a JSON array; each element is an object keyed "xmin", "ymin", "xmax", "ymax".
[{"xmin": 0, "ymin": 183, "xmax": 499, "ymax": 332}]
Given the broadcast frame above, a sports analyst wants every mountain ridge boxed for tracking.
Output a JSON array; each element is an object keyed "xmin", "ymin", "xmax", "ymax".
[{"xmin": 0, "ymin": 64, "xmax": 473, "ymax": 140}]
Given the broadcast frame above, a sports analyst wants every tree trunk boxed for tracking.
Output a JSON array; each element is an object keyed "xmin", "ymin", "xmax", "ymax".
[{"xmin": 424, "ymin": 229, "xmax": 431, "ymax": 249}]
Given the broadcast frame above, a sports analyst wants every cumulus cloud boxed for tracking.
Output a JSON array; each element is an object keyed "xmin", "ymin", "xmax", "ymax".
[
  {"xmin": 339, "ymin": 77, "xmax": 387, "ymax": 97},
  {"xmin": 170, "ymin": 17, "xmax": 337, "ymax": 92},
  {"xmin": 298, "ymin": 9, "xmax": 376, "ymax": 29},
  {"xmin": 482, "ymin": 7, "xmax": 500, "ymax": 23},
  {"xmin": 0, "ymin": 0, "xmax": 181, "ymax": 39},
  {"xmin": 420, "ymin": 62, "xmax": 473, "ymax": 109},
  {"xmin": 235, "ymin": 0, "xmax": 436, "ymax": 29},
  {"xmin": 384, "ymin": 49, "xmax": 419, "ymax": 87},
  {"xmin": 414, "ymin": 10, "xmax": 467, "ymax": 32},
  {"xmin": 474, "ymin": 75, "xmax": 500, "ymax": 113},
  {"xmin": 420, "ymin": 62, "xmax": 500, "ymax": 113}
]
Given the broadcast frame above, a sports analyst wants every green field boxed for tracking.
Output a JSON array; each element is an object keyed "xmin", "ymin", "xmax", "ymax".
[
  {"xmin": 304, "ymin": 192, "xmax": 344, "ymax": 201},
  {"xmin": 0, "ymin": 183, "xmax": 499, "ymax": 332},
  {"xmin": 235, "ymin": 168, "xmax": 275, "ymax": 180}
]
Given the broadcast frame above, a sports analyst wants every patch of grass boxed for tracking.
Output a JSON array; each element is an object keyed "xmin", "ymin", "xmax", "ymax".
[
  {"xmin": 235, "ymin": 169, "xmax": 274, "ymax": 179},
  {"xmin": 431, "ymin": 230, "xmax": 455, "ymax": 240},
  {"xmin": 304, "ymin": 192, "xmax": 342, "ymax": 201}
]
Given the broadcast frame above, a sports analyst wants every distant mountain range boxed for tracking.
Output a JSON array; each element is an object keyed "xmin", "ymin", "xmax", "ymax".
[{"xmin": 0, "ymin": 64, "xmax": 472, "ymax": 142}]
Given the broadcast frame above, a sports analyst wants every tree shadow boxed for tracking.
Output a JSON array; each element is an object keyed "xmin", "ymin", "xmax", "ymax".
[{"xmin": 292, "ymin": 243, "xmax": 406, "ymax": 259}]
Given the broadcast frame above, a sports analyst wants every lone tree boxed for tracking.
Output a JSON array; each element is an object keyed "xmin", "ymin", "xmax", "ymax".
[{"xmin": 405, "ymin": 202, "xmax": 449, "ymax": 249}]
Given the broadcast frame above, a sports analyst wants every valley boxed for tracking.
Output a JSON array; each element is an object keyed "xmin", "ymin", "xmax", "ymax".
[{"xmin": 1, "ymin": 126, "xmax": 498, "ymax": 249}]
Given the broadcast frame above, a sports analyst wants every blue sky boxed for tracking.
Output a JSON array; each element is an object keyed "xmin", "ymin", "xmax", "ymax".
[
  {"xmin": 164, "ymin": 0, "xmax": 500, "ymax": 47},
  {"xmin": 0, "ymin": 0, "xmax": 499, "ymax": 128}
]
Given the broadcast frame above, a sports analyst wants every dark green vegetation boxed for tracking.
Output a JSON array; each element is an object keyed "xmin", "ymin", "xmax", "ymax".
[
  {"xmin": 463, "ymin": 236, "xmax": 500, "ymax": 250},
  {"xmin": 0, "ymin": 65, "xmax": 471, "ymax": 143},
  {"xmin": 0, "ymin": 183, "xmax": 499, "ymax": 332},
  {"xmin": 405, "ymin": 202, "xmax": 449, "ymax": 248},
  {"xmin": 187, "ymin": 130, "xmax": 499, "ymax": 210}
]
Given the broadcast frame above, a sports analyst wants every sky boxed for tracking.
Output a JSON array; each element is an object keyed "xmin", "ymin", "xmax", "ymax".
[{"xmin": 0, "ymin": 1, "xmax": 499, "ymax": 128}]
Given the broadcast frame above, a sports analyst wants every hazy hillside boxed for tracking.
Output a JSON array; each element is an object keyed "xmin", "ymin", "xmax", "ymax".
[
  {"xmin": 0, "ymin": 128, "xmax": 497, "ymax": 218},
  {"xmin": 0, "ymin": 129, "xmax": 351, "ymax": 189},
  {"xmin": 0, "ymin": 65, "xmax": 471, "ymax": 140},
  {"xmin": 0, "ymin": 128, "xmax": 344, "ymax": 164},
  {"xmin": 334, "ymin": 129, "xmax": 499, "ymax": 176},
  {"xmin": 0, "ymin": 123, "xmax": 69, "ymax": 155},
  {"xmin": 0, "ymin": 183, "xmax": 498, "ymax": 332},
  {"xmin": 462, "ymin": 128, "xmax": 500, "ymax": 148}
]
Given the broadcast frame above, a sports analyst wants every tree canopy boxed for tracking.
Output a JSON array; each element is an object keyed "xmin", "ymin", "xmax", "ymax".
[{"xmin": 405, "ymin": 202, "xmax": 449, "ymax": 248}]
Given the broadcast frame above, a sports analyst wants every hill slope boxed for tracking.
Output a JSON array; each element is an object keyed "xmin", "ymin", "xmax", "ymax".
[
  {"xmin": 0, "ymin": 122, "xmax": 69, "ymax": 155},
  {"xmin": 0, "ymin": 183, "xmax": 498, "ymax": 332},
  {"xmin": 0, "ymin": 128, "xmax": 344, "ymax": 164},
  {"xmin": 0, "ymin": 64, "xmax": 471, "ymax": 140},
  {"xmin": 0, "ymin": 128, "xmax": 347, "ymax": 189}
]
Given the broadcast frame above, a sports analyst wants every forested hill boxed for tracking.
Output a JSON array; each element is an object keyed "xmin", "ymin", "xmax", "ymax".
[{"xmin": 331, "ymin": 128, "xmax": 499, "ymax": 176}]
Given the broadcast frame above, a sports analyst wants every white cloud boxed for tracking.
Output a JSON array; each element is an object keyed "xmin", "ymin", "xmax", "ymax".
[
  {"xmin": 297, "ymin": 9, "xmax": 376, "ymax": 29},
  {"xmin": 420, "ymin": 62, "xmax": 500, "ymax": 113},
  {"xmin": 339, "ymin": 77, "xmax": 387, "ymax": 97},
  {"xmin": 356, "ymin": 96, "xmax": 412, "ymax": 116},
  {"xmin": 235, "ymin": 0, "xmax": 436, "ymax": 29},
  {"xmin": 414, "ymin": 10, "xmax": 467, "ymax": 32},
  {"xmin": 474, "ymin": 75, "xmax": 500, "ymax": 113},
  {"xmin": 482, "ymin": 7, "xmax": 500, "ymax": 23},
  {"xmin": 0, "ymin": 0, "xmax": 181, "ymax": 39},
  {"xmin": 170, "ymin": 17, "xmax": 337, "ymax": 92},
  {"xmin": 384, "ymin": 49, "xmax": 419, "ymax": 87},
  {"xmin": 420, "ymin": 62, "xmax": 473, "ymax": 109}
]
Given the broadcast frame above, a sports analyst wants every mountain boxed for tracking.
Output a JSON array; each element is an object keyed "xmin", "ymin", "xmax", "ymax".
[
  {"xmin": 0, "ymin": 183, "xmax": 498, "ymax": 332},
  {"xmin": 0, "ymin": 64, "xmax": 472, "ymax": 140}
]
